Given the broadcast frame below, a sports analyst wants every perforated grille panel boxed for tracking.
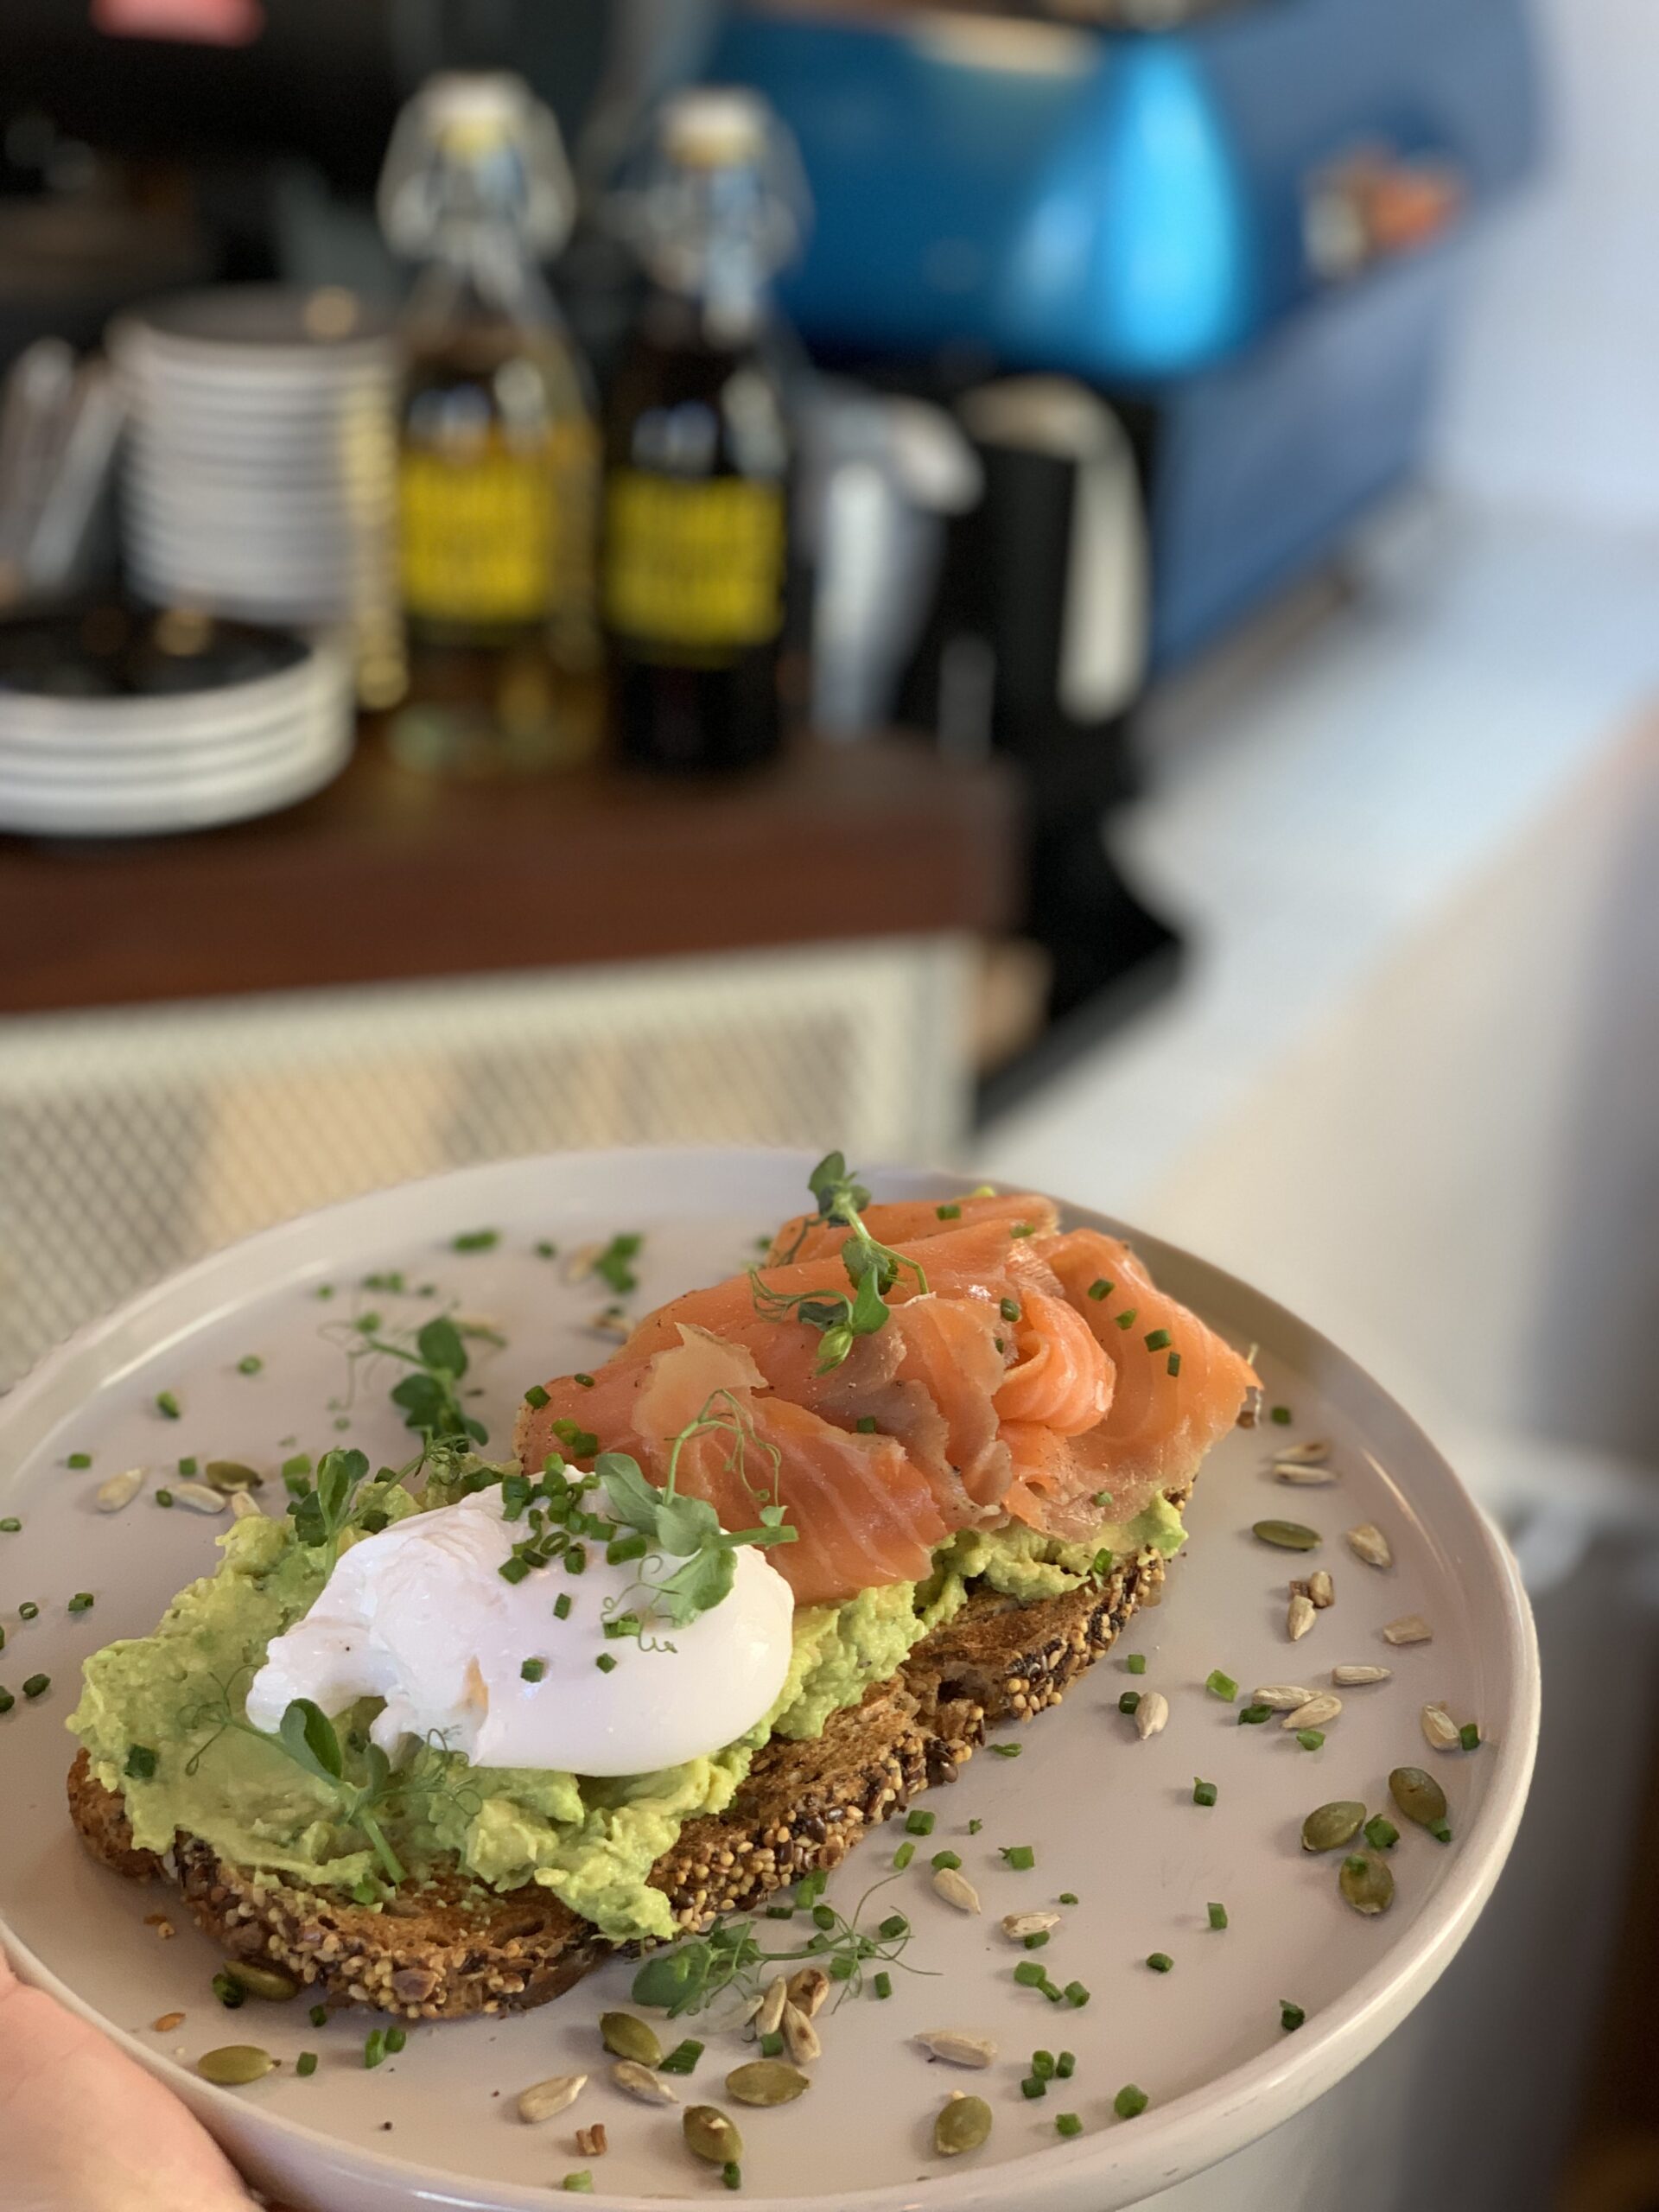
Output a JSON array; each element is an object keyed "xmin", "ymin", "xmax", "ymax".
[{"xmin": 0, "ymin": 936, "xmax": 970, "ymax": 1389}]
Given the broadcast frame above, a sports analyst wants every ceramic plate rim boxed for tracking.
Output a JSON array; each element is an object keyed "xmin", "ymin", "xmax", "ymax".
[{"xmin": 0, "ymin": 1146, "xmax": 1540, "ymax": 2212}]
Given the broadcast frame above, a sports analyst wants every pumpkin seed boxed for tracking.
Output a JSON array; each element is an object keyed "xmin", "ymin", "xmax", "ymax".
[
  {"xmin": 1383, "ymin": 1614, "xmax": 1433, "ymax": 1645},
  {"xmin": 754, "ymin": 1974, "xmax": 789, "ymax": 2037},
  {"xmin": 221, "ymin": 1961, "xmax": 296, "ymax": 2002},
  {"xmin": 1305, "ymin": 1570, "xmax": 1335, "ymax": 1608},
  {"xmin": 1332, "ymin": 1664, "xmax": 1391, "ymax": 1686},
  {"xmin": 1253, "ymin": 1519, "xmax": 1320, "ymax": 1552},
  {"xmin": 612, "ymin": 2059, "xmax": 677, "ymax": 2105},
  {"xmin": 932, "ymin": 1866, "xmax": 981, "ymax": 1913},
  {"xmin": 197, "ymin": 2044, "xmax": 275, "ymax": 2086},
  {"xmin": 1339, "ymin": 1853, "xmax": 1395, "ymax": 1916},
  {"xmin": 171, "ymin": 1482, "xmax": 228, "ymax": 1515},
  {"xmin": 934, "ymin": 2091, "xmax": 993, "ymax": 2157},
  {"xmin": 1287, "ymin": 1592, "xmax": 1316, "ymax": 1642},
  {"xmin": 726, "ymin": 2060, "xmax": 809, "ymax": 2107},
  {"xmin": 781, "ymin": 2000, "xmax": 821, "ymax": 2064},
  {"xmin": 1300, "ymin": 1801, "xmax": 1366, "ymax": 1853},
  {"xmin": 914, "ymin": 2030, "xmax": 997, "ymax": 2069},
  {"xmin": 1134, "ymin": 1689, "xmax": 1169, "ymax": 1739},
  {"xmin": 785, "ymin": 1966, "xmax": 830, "ymax": 2018},
  {"xmin": 518, "ymin": 2073, "xmax": 588, "ymax": 2124},
  {"xmin": 1421, "ymin": 1701, "xmax": 1461, "ymax": 1753},
  {"xmin": 229, "ymin": 1491, "xmax": 264, "ymax": 1521},
  {"xmin": 1282, "ymin": 1694, "xmax": 1341, "ymax": 1732},
  {"xmin": 1344, "ymin": 1523, "xmax": 1393, "ymax": 1570},
  {"xmin": 204, "ymin": 1460, "xmax": 264, "ymax": 1493},
  {"xmin": 1001, "ymin": 1911, "xmax": 1060, "ymax": 1942},
  {"xmin": 1253, "ymin": 1684, "xmax": 1315, "ymax": 1710},
  {"xmin": 601, "ymin": 2012, "xmax": 664, "ymax": 2068},
  {"xmin": 1388, "ymin": 1764, "xmax": 1448, "ymax": 1827},
  {"xmin": 94, "ymin": 1468, "xmax": 144, "ymax": 1512},
  {"xmin": 683, "ymin": 2105, "xmax": 743, "ymax": 2164}
]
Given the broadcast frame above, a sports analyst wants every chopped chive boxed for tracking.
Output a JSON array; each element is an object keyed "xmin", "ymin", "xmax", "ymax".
[
  {"xmin": 385, "ymin": 2026, "xmax": 406, "ymax": 2054},
  {"xmin": 0, "ymin": 1689, "xmax": 11, "ymax": 1715},
  {"xmin": 1166, "ymin": 1351, "xmax": 1182, "ymax": 1376},
  {"xmin": 1119, "ymin": 1691, "xmax": 1141, "ymax": 1715},
  {"xmin": 1020, "ymin": 2075, "xmax": 1046, "ymax": 2100},
  {"xmin": 1237, "ymin": 1701, "xmax": 1272, "ymax": 1725},
  {"xmin": 67, "ymin": 1452, "xmax": 92, "ymax": 1469},
  {"xmin": 1459, "ymin": 1721, "xmax": 1481, "ymax": 1751},
  {"xmin": 606, "ymin": 1533, "xmax": 647, "ymax": 1565},
  {"xmin": 524, "ymin": 1384, "xmax": 550, "ymax": 1409},
  {"xmin": 562, "ymin": 2171, "xmax": 593, "ymax": 2192},
  {"xmin": 1271, "ymin": 1405, "xmax": 1293, "ymax": 1425},
  {"xmin": 296, "ymin": 2051, "xmax": 318, "ymax": 2077},
  {"xmin": 855, "ymin": 1416, "xmax": 877, "ymax": 1433},
  {"xmin": 155, "ymin": 1391, "xmax": 181, "ymax": 1420},
  {"xmin": 364, "ymin": 2030, "xmax": 387, "ymax": 2068},
  {"xmin": 893, "ymin": 1840, "xmax": 915, "ymax": 1870},
  {"xmin": 1114, "ymin": 1308, "xmax": 1138, "ymax": 1330},
  {"xmin": 0, "ymin": 1517, "xmax": 20, "ymax": 1534},
  {"xmin": 1428, "ymin": 1818, "xmax": 1453, "ymax": 1843},
  {"xmin": 1091, "ymin": 1490, "xmax": 1112, "ymax": 1508},
  {"xmin": 1057, "ymin": 2112, "xmax": 1082, "ymax": 2138},
  {"xmin": 212, "ymin": 1971, "xmax": 245, "ymax": 2009},
  {"xmin": 1024, "ymin": 1932, "xmax": 1051, "ymax": 1950},
  {"xmin": 1087, "ymin": 1279, "xmax": 1113, "ymax": 1301},
  {"xmin": 1363, "ymin": 1816, "xmax": 1399, "ymax": 1851},
  {"xmin": 1296, "ymin": 1729, "xmax": 1325, "ymax": 1751},
  {"xmin": 968, "ymin": 1819, "xmax": 983, "ymax": 1835},
  {"xmin": 1281, "ymin": 2000, "xmax": 1306, "ymax": 2032},
  {"xmin": 67, "ymin": 1592, "xmax": 94, "ymax": 1614},
  {"xmin": 237, "ymin": 1356, "xmax": 263, "ymax": 1376},
  {"xmin": 1207, "ymin": 1902, "xmax": 1229, "ymax": 1930},
  {"xmin": 594, "ymin": 1652, "xmax": 617, "ymax": 1673},
  {"xmin": 931, "ymin": 1850, "xmax": 962, "ymax": 1872},
  {"xmin": 536, "ymin": 1240, "xmax": 557, "ymax": 1259},
  {"xmin": 452, "ymin": 1229, "xmax": 499, "ymax": 1251},
  {"xmin": 17, "ymin": 1602, "xmax": 36, "ymax": 1619},
  {"xmin": 563, "ymin": 1545, "xmax": 587, "ymax": 1575},
  {"xmin": 498, "ymin": 1556, "xmax": 531, "ymax": 1586},
  {"xmin": 1143, "ymin": 1328, "xmax": 1173, "ymax": 1351},
  {"xmin": 873, "ymin": 1972, "xmax": 892, "ymax": 1999},
  {"xmin": 22, "ymin": 1674, "xmax": 48, "ymax": 1699},
  {"xmin": 1014, "ymin": 1961, "xmax": 1047, "ymax": 1987},
  {"xmin": 125, "ymin": 1745, "xmax": 157, "ymax": 1780},
  {"xmin": 1001, "ymin": 1844, "xmax": 1036, "ymax": 1870},
  {"xmin": 1147, "ymin": 1952, "xmax": 1173, "ymax": 1974},
  {"xmin": 1115, "ymin": 2084, "xmax": 1148, "ymax": 2119},
  {"xmin": 1058, "ymin": 1891, "xmax": 1078, "ymax": 1905},
  {"xmin": 659, "ymin": 2038, "xmax": 703, "ymax": 2075},
  {"xmin": 177, "ymin": 1457, "xmax": 198, "ymax": 1477},
  {"xmin": 1011, "ymin": 1223, "xmax": 1037, "ymax": 1238},
  {"xmin": 551, "ymin": 1420, "xmax": 599, "ymax": 1458},
  {"xmin": 314, "ymin": 1284, "xmax": 334, "ymax": 1300},
  {"xmin": 1126, "ymin": 1653, "xmax": 1147, "ymax": 1675},
  {"xmin": 1056, "ymin": 2050, "xmax": 1076, "ymax": 2077},
  {"xmin": 765, "ymin": 1905, "xmax": 793, "ymax": 1920},
  {"xmin": 935, "ymin": 1203, "xmax": 962, "ymax": 1220},
  {"xmin": 520, "ymin": 1658, "xmax": 545, "ymax": 1682},
  {"xmin": 721, "ymin": 2163, "xmax": 741, "ymax": 2191},
  {"xmin": 309, "ymin": 2004, "xmax": 328, "ymax": 2027},
  {"xmin": 760, "ymin": 2030, "xmax": 785, "ymax": 2056},
  {"xmin": 990, "ymin": 1741, "xmax": 1022, "ymax": 1758},
  {"xmin": 905, "ymin": 1808, "xmax": 935, "ymax": 1835},
  {"xmin": 1063, "ymin": 1981, "xmax": 1089, "ymax": 2008},
  {"xmin": 553, "ymin": 1592, "xmax": 572, "ymax": 1620},
  {"xmin": 1192, "ymin": 1778, "xmax": 1217, "ymax": 1807},
  {"xmin": 999, "ymin": 1297, "xmax": 1021, "ymax": 1323},
  {"xmin": 574, "ymin": 1373, "xmax": 594, "ymax": 1389},
  {"xmin": 878, "ymin": 1913, "xmax": 908, "ymax": 1940},
  {"xmin": 1205, "ymin": 1669, "xmax": 1238, "ymax": 1701}
]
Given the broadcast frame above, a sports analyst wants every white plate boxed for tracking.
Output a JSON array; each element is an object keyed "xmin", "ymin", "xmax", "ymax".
[
  {"xmin": 0, "ymin": 721, "xmax": 351, "ymax": 834},
  {"xmin": 0, "ymin": 1149, "xmax": 1538, "ymax": 2211}
]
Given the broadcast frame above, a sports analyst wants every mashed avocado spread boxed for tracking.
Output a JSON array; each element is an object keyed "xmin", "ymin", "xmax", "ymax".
[{"xmin": 70, "ymin": 1484, "xmax": 1185, "ymax": 1943}]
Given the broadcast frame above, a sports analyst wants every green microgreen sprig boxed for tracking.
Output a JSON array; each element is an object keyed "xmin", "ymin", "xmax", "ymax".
[{"xmin": 747, "ymin": 1153, "xmax": 930, "ymax": 1374}]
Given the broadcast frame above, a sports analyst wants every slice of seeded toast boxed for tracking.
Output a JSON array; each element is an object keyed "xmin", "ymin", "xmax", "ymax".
[{"xmin": 67, "ymin": 1536, "xmax": 1173, "ymax": 2020}]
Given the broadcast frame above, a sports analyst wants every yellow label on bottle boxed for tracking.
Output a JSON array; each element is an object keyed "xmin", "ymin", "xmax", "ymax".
[
  {"xmin": 602, "ymin": 472, "xmax": 785, "ymax": 650},
  {"xmin": 400, "ymin": 425, "xmax": 594, "ymax": 626}
]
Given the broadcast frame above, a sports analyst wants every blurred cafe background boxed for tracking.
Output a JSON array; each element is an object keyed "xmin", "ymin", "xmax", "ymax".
[{"xmin": 0, "ymin": 1, "xmax": 1656, "ymax": 2206}]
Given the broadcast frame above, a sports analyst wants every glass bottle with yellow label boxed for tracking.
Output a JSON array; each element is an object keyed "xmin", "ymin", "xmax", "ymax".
[
  {"xmin": 602, "ymin": 90, "xmax": 804, "ymax": 772},
  {"xmin": 378, "ymin": 73, "xmax": 601, "ymax": 776}
]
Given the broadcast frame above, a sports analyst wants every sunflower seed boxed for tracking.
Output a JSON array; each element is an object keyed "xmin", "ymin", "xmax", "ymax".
[
  {"xmin": 1282, "ymin": 1694, "xmax": 1342, "ymax": 1732},
  {"xmin": 94, "ymin": 1468, "xmax": 144, "ymax": 1512},
  {"xmin": 1287, "ymin": 1593, "xmax": 1316, "ymax": 1642},
  {"xmin": 1272, "ymin": 1440, "xmax": 1332, "ymax": 1467},
  {"xmin": 1344, "ymin": 1523, "xmax": 1393, "ymax": 1570},
  {"xmin": 171, "ymin": 1482, "xmax": 228, "ymax": 1515},
  {"xmin": 1382, "ymin": 1614, "xmax": 1433, "ymax": 1645},
  {"xmin": 1305, "ymin": 1570, "xmax": 1335, "ymax": 1608},
  {"xmin": 1421, "ymin": 1701, "xmax": 1461, "ymax": 1752},
  {"xmin": 611, "ymin": 2059, "xmax": 677, "ymax": 2105},
  {"xmin": 1134, "ymin": 1690, "xmax": 1169, "ymax": 1739},
  {"xmin": 518, "ymin": 2073, "xmax": 588, "ymax": 2124},
  {"xmin": 754, "ymin": 1974, "xmax": 789, "ymax": 2037},
  {"xmin": 229, "ymin": 1491, "xmax": 264, "ymax": 1521},
  {"xmin": 785, "ymin": 1967, "xmax": 830, "ymax": 2019},
  {"xmin": 915, "ymin": 2030, "xmax": 997, "ymax": 2068},
  {"xmin": 563, "ymin": 1243, "xmax": 602, "ymax": 1286},
  {"xmin": 781, "ymin": 2002, "xmax": 821, "ymax": 2064},
  {"xmin": 1274, "ymin": 1462, "xmax": 1338, "ymax": 1485},
  {"xmin": 1252, "ymin": 1684, "xmax": 1315, "ymax": 1710},
  {"xmin": 1331, "ymin": 1664, "xmax": 1392, "ymax": 1686},
  {"xmin": 932, "ymin": 1866, "xmax": 981, "ymax": 1913},
  {"xmin": 1001, "ymin": 1911, "xmax": 1061, "ymax": 1942}
]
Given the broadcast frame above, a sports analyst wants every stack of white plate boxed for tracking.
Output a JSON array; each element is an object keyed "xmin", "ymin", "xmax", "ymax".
[
  {"xmin": 0, "ymin": 621, "xmax": 353, "ymax": 838},
  {"xmin": 111, "ymin": 287, "xmax": 400, "ymax": 638}
]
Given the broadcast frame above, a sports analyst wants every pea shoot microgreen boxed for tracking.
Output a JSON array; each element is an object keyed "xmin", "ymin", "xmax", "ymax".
[{"xmin": 747, "ymin": 1154, "xmax": 930, "ymax": 1375}]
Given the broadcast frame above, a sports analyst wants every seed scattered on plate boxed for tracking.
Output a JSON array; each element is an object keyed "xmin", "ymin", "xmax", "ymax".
[
  {"xmin": 683, "ymin": 2104, "xmax": 742, "ymax": 2164},
  {"xmin": 914, "ymin": 2030, "xmax": 997, "ymax": 2069},
  {"xmin": 196, "ymin": 2044, "xmax": 274, "ymax": 2086},
  {"xmin": 151, "ymin": 2012, "xmax": 186, "ymax": 2032},
  {"xmin": 229, "ymin": 1492, "xmax": 264, "ymax": 1521},
  {"xmin": 933, "ymin": 2091, "xmax": 993, "ymax": 2156},
  {"xmin": 1134, "ymin": 1689, "xmax": 1169, "ymax": 1740},
  {"xmin": 612, "ymin": 2059, "xmax": 677, "ymax": 2105},
  {"xmin": 1388, "ymin": 1764, "xmax": 1448, "ymax": 1827},
  {"xmin": 1271, "ymin": 1440, "xmax": 1331, "ymax": 1466},
  {"xmin": 1252, "ymin": 1684, "xmax": 1315, "ymax": 1710},
  {"xmin": 785, "ymin": 1966, "xmax": 830, "ymax": 2018},
  {"xmin": 727, "ymin": 2059, "xmax": 810, "ymax": 2106},
  {"xmin": 1274, "ymin": 1462, "xmax": 1337, "ymax": 1485},
  {"xmin": 1281, "ymin": 1694, "xmax": 1341, "ymax": 1732},
  {"xmin": 518, "ymin": 2074, "xmax": 588, "ymax": 2124},
  {"xmin": 170, "ymin": 1482, "xmax": 228, "ymax": 1516},
  {"xmin": 575, "ymin": 2123, "xmax": 607, "ymax": 2158},
  {"xmin": 1001, "ymin": 1911, "xmax": 1060, "ymax": 1942},
  {"xmin": 781, "ymin": 2001, "xmax": 822, "ymax": 2065},
  {"xmin": 1300, "ymin": 1570, "xmax": 1335, "ymax": 1609},
  {"xmin": 587, "ymin": 1306, "xmax": 632, "ymax": 1343},
  {"xmin": 1252, "ymin": 1519, "xmax": 1321, "ymax": 1552},
  {"xmin": 1344, "ymin": 1523, "xmax": 1393, "ymax": 1570},
  {"xmin": 95, "ymin": 1468, "xmax": 144, "ymax": 1513},
  {"xmin": 1300, "ymin": 1801, "xmax": 1365, "ymax": 1853},
  {"xmin": 1383, "ymin": 1614, "xmax": 1432, "ymax": 1645},
  {"xmin": 1339, "ymin": 1853, "xmax": 1395, "ymax": 1916},
  {"xmin": 1420, "ymin": 1701, "xmax": 1462, "ymax": 1752},
  {"xmin": 753, "ymin": 1974, "xmax": 789, "ymax": 2037},
  {"xmin": 932, "ymin": 1866, "xmax": 981, "ymax": 1914},
  {"xmin": 1286, "ymin": 1592, "xmax": 1316, "ymax": 1642},
  {"xmin": 1332, "ymin": 1664, "xmax": 1391, "ymax": 1686}
]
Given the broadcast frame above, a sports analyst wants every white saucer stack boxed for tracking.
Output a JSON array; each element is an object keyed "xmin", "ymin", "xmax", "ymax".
[
  {"xmin": 0, "ymin": 626, "xmax": 353, "ymax": 837},
  {"xmin": 111, "ymin": 287, "xmax": 401, "ymax": 663}
]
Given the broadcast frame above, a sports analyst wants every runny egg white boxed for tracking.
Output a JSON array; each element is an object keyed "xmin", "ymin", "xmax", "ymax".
[{"xmin": 244, "ymin": 1490, "xmax": 795, "ymax": 1775}]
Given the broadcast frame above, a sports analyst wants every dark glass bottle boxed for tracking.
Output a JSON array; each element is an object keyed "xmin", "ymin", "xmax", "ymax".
[{"xmin": 601, "ymin": 91, "xmax": 798, "ymax": 772}]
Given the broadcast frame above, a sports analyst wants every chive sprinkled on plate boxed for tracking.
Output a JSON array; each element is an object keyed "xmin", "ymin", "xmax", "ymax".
[
  {"xmin": 990, "ymin": 1741, "xmax": 1022, "ymax": 1758},
  {"xmin": 1271, "ymin": 1405, "xmax": 1293, "ymax": 1425},
  {"xmin": 296, "ymin": 2051, "xmax": 318, "ymax": 2077},
  {"xmin": 1021, "ymin": 2075, "xmax": 1046, "ymax": 2100},
  {"xmin": 594, "ymin": 1653, "xmax": 617, "ymax": 1673},
  {"xmin": 1056, "ymin": 2112, "xmax": 1082, "ymax": 2137},
  {"xmin": 1118, "ymin": 1689, "xmax": 1141, "ymax": 1715},
  {"xmin": 1363, "ymin": 1815, "xmax": 1399, "ymax": 1851},
  {"xmin": 1147, "ymin": 1952, "xmax": 1173, "ymax": 1974},
  {"xmin": 22, "ymin": 1675, "xmax": 48, "ymax": 1700},
  {"xmin": 18, "ymin": 1601, "xmax": 37, "ymax": 1619},
  {"xmin": 0, "ymin": 1517, "xmax": 19, "ymax": 1534},
  {"xmin": 1126, "ymin": 1654, "xmax": 1146, "ymax": 1675},
  {"xmin": 1459, "ymin": 1721, "xmax": 1481, "ymax": 1751},
  {"xmin": 364, "ymin": 2028, "xmax": 387, "ymax": 2068},
  {"xmin": 1014, "ymin": 1961, "xmax": 1046, "ymax": 1986},
  {"xmin": 969, "ymin": 1819, "xmax": 983, "ymax": 1834},
  {"xmin": 1296, "ymin": 1729, "xmax": 1325, "ymax": 1751},
  {"xmin": 1115, "ymin": 2084, "xmax": 1148, "ymax": 2119},
  {"xmin": 155, "ymin": 1391, "xmax": 181, "ymax": 1419},
  {"xmin": 1205, "ymin": 1669, "xmax": 1237, "ymax": 1701},
  {"xmin": 451, "ymin": 1229, "xmax": 499, "ymax": 1251},
  {"xmin": 1207, "ymin": 1902, "xmax": 1229, "ymax": 1930},
  {"xmin": 1192, "ymin": 1778, "xmax": 1217, "ymax": 1807},
  {"xmin": 893, "ymin": 1840, "xmax": 915, "ymax": 1870},
  {"xmin": 237, "ymin": 1356, "xmax": 263, "ymax": 1376},
  {"xmin": 177, "ymin": 1457, "xmax": 197, "ymax": 1477},
  {"xmin": 931, "ymin": 1850, "xmax": 962, "ymax": 1872},
  {"xmin": 1001, "ymin": 1844, "xmax": 1036, "ymax": 1870},
  {"xmin": 1058, "ymin": 1891, "xmax": 1077, "ymax": 1905},
  {"xmin": 1281, "ymin": 2000, "xmax": 1306, "ymax": 2032},
  {"xmin": 309, "ymin": 2004, "xmax": 328, "ymax": 2027},
  {"xmin": 905, "ymin": 1808, "xmax": 936, "ymax": 1835},
  {"xmin": 520, "ymin": 1658, "xmax": 545, "ymax": 1682},
  {"xmin": 67, "ymin": 1452, "xmax": 92, "ymax": 1469},
  {"xmin": 67, "ymin": 1592, "xmax": 93, "ymax": 1614},
  {"xmin": 1237, "ymin": 1701, "xmax": 1271, "ymax": 1725}
]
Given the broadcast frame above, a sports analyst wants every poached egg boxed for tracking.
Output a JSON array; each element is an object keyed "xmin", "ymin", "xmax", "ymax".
[{"xmin": 245, "ymin": 1489, "xmax": 795, "ymax": 1775}]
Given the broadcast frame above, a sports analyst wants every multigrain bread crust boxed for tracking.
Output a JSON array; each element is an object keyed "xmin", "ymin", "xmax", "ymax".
[{"xmin": 67, "ymin": 1537, "xmax": 1173, "ymax": 2020}]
